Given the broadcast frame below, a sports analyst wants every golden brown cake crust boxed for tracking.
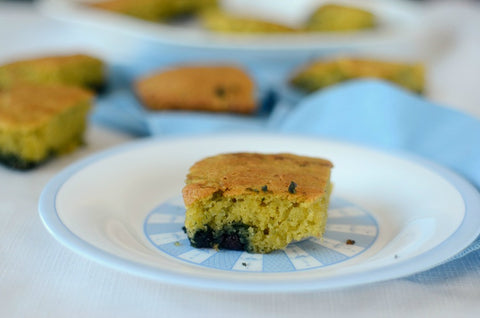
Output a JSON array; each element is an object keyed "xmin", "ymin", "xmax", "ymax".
[
  {"xmin": 183, "ymin": 152, "xmax": 333, "ymax": 206},
  {"xmin": 0, "ymin": 84, "xmax": 93, "ymax": 128},
  {"xmin": 134, "ymin": 66, "xmax": 256, "ymax": 114}
]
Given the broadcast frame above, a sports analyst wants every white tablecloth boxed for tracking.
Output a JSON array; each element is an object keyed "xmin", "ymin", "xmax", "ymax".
[{"xmin": 1, "ymin": 2, "xmax": 480, "ymax": 317}]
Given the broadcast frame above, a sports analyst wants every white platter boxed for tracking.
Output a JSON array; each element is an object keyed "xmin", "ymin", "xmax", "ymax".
[
  {"xmin": 39, "ymin": 134, "xmax": 480, "ymax": 292},
  {"xmin": 37, "ymin": 0, "xmax": 425, "ymax": 52}
]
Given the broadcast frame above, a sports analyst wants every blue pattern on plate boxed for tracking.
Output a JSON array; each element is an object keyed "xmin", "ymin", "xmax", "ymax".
[{"xmin": 144, "ymin": 196, "xmax": 378, "ymax": 272}]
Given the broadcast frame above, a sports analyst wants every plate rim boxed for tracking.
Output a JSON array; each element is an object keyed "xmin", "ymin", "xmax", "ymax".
[{"xmin": 38, "ymin": 133, "xmax": 480, "ymax": 292}]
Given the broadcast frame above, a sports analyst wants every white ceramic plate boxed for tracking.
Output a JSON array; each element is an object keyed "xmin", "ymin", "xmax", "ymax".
[
  {"xmin": 37, "ymin": 0, "xmax": 425, "ymax": 51},
  {"xmin": 39, "ymin": 134, "xmax": 480, "ymax": 292}
]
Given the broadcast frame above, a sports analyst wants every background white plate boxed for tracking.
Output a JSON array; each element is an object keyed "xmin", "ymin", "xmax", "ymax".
[
  {"xmin": 37, "ymin": 0, "xmax": 425, "ymax": 51},
  {"xmin": 39, "ymin": 134, "xmax": 480, "ymax": 292}
]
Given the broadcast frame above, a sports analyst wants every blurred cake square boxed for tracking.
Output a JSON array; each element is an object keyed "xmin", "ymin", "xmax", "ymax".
[
  {"xmin": 0, "ymin": 54, "xmax": 105, "ymax": 91},
  {"xmin": 291, "ymin": 57, "xmax": 425, "ymax": 94},
  {"xmin": 135, "ymin": 65, "xmax": 257, "ymax": 114},
  {"xmin": 0, "ymin": 85, "xmax": 92, "ymax": 170}
]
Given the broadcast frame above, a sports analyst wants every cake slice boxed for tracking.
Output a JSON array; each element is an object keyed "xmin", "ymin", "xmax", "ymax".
[
  {"xmin": 0, "ymin": 54, "xmax": 105, "ymax": 91},
  {"xmin": 306, "ymin": 4, "xmax": 376, "ymax": 32},
  {"xmin": 200, "ymin": 8, "xmax": 296, "ymax": 33},
  {"xmin": 0, "ymin": 84, "xmax": 93, "ymax": 170},
  {"xmin": 182, "ymin": 153, "xmax": 333, "ymax": 254},
  {"xmin": 135, "ymin": 65, "xmax": 257, "ymax": 114},
  {"xmin": 291, "ymin": 57, "xmax": 425, "ymax": 94}
]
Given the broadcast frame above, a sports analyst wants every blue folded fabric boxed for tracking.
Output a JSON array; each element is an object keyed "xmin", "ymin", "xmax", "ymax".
[
  {"xmin": 278, "ymin": 80, "xmax": 480, "ymax": 259},
  {"xmin": 92, "ymin": 79, "xmax": 480, "ymax": 258},
  {"xmin": 280, "ymin": 80, "xmax": 480, "ymax": 190},
  {"xmin": 93, "ymin": 90, "xmax": 149, "ymax": 136},
  {"xmin": 92, "ymin": 88, "xmax": 276, "ymax": 136}
]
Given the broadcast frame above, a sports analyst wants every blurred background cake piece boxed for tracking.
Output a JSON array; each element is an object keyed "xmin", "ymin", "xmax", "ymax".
[
  {"xmin": 0, "ymin": 84, "xmax": 93, "ymax": 170},
  {"xmin": 89, "ymin": 0, "xmax": 218, "ymax": 22},
  {"xmin": 306, "ymin": 4, "xmax": 376, "ymax": 32},
  {"xmin": 0, "ymin": 54, "xmax": 105, "ymax": 91},
  {"xmin": 291, "ymin": 58, "xmax": 425, "ymax": 94},
  {"xmin": 200, "ymin": 8, "xmax": 296, "ymax": 33},
  {"xmin": 134, "ymin": 65, "xmax": 257, "ymax": 114}
]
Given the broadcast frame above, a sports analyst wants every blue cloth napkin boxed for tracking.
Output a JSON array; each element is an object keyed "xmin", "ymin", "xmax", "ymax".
[
  {"xmin": 277, "ymin": 80, "xmax": 480, "ymax": 260},
  {"xmin": 92, "ymin": 79, "xmax": 480, "ymax": 259},
  {"xmin": 93, "ymin": 63, "xmax": 279, "ymax": 136},
  {"xmin": 93, "ymin": 88, "xmax": 276, "ymax": 136},
  {"xmin": 280, "ymin": 80, "xmax": 480, "ymax": 190}
]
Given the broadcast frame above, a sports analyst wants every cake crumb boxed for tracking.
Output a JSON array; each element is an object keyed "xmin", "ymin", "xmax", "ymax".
[{"xmin": 346, "ymin": 239, "xmax": 355, "ymax": 245}]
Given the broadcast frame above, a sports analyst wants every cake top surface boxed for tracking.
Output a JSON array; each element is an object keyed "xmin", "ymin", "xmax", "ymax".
[
  {"xmin": 0, "ymin": 84, "xmax": 92, "ymax": 128},
  {"xmin": 183, "ymin": 152, "xmax": 333, "ymax": 206},
  {"xmin": 136, "ymin": 65, "xmax": 255, "ymax": 89}
]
